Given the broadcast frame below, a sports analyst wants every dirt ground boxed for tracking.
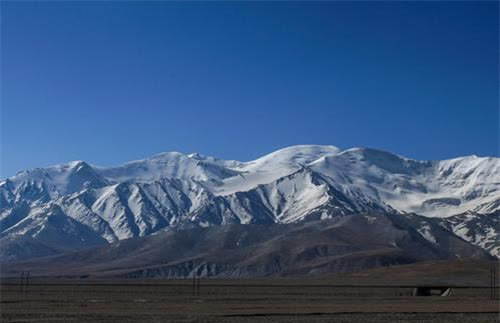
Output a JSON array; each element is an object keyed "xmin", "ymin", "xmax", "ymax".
[{"xmin": 1, "ymin": 279, "xmax": 499, "ymax": 322}]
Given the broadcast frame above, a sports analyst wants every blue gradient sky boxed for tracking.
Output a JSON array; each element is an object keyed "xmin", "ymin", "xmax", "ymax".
[{"xmin": 1, "ymin": 1, "xmax": 498, "ymax": 177}]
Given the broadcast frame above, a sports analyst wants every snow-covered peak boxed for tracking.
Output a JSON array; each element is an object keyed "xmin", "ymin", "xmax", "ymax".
[
  {"xmin": 240, "ymin": 145, "xmax": 340, "ymax": 171},
  {"xmin": 4, "ymin": 160, "xmax": 108, "ymax": 200},
  {"xmin": 434, "ymin": 155, "xmax": 499, "ymax": 181},
  {"xmin": 96, "ymin": 151, "xmax": 239, "ymax": 184},
  {"xmin": 211, "ymin": 145, "xmax": 340, "ymax": 196},
  {"xmin": 335, "ymin": 147, "xmax": 432, "ymax": 175}
]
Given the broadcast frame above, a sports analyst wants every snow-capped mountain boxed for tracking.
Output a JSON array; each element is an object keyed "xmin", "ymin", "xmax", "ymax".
[{"xmin": 1, "ymin": 145, "xmax": 499, "ymax": 261}]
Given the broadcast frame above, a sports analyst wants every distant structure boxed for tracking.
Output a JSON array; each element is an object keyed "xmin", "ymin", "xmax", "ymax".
[{"xmin": 412, "ymin": 286, "xmax": 452, "ymax": 297}]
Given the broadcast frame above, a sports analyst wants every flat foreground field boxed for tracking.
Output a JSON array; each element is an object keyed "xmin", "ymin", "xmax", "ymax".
[{"xmin": 1, "ymin": 279, "xmax": 499, "ymax": 322}]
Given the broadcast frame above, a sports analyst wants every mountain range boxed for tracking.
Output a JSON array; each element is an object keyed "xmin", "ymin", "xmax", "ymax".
[{"xmin": 1, "ymin": 145, "xmax": 498, "ymax": 274}]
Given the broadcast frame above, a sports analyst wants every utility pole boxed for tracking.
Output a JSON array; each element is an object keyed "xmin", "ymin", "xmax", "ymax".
[
  {"xmin": 197, "ymin": 275, "xmax": 201, "ymax": 296},
  {"xmin": 192, "ymin": 271, "xmax": 196, "ymax": 297},
  {"xmin": 19, "ymin": 271, "xmax": 24, "ymax": 293},
  {"xmin": 492, "ymin": 267, "xmax": 498, "ymax": 300},
  {"xmin": 25, "ymin": 271, "xmax": 30, "ymax": 296}
]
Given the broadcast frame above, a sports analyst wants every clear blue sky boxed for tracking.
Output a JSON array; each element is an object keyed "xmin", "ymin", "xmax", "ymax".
[{"xmin": 1, "ymin": 1, "xmax": 498, "ymax": 177}]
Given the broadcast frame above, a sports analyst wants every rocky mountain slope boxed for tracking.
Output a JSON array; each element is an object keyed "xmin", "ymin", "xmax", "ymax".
[
  {"xmin": 1, "ymin": 145, "xmax": 498, "ymax": 263},
  {"xmin": 1, "ymin": 213, "xmax": 493, "ymax": 278}
]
